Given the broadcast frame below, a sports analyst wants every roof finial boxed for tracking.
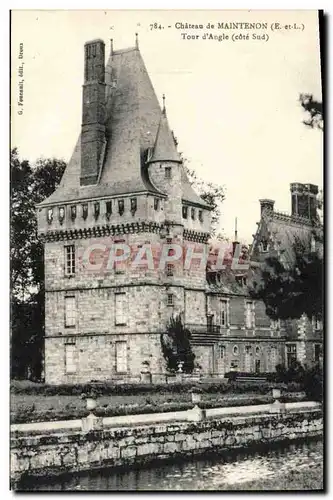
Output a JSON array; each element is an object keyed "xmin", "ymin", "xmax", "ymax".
[
  {"xmin": 234, "ymin": 217, "xmax": 238, "ymax": 242},
  {"xmin": 110, "ymin": 38, "xmax": 113, "ymax": 54},
  {"xmin": 162, "ymin": 94, "xmax": 166, "ymax": 114},
  {"xmin": 135, "ymin": 33, "xmax": 139, "ymax": 49}
]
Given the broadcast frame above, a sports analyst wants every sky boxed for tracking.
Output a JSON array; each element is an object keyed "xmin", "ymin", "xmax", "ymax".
[{"xmin": 11, "ymin": 10, "xmax": 323, "ymax": 242}]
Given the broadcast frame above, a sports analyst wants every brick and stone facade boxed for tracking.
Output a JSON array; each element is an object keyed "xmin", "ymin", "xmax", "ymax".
[{"xmin": 37, "ymin": 38, "xmax": 322, "ymax": 384}]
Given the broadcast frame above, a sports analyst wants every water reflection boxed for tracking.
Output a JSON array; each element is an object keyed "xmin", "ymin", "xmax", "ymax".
[{"xmin": 21, "ymin": 438, "xmax": 323, "ymax": 491}]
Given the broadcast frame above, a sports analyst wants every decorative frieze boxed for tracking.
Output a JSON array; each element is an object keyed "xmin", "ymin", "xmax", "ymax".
[{"xmin": 40, "ymin": 221, "xmax": 164, "ymax": 242}]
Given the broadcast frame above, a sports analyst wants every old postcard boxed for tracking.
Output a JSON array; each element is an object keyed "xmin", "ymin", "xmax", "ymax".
[{"xmin": 10, "ymin": 9, "xmax": 324, "ymax": 491}]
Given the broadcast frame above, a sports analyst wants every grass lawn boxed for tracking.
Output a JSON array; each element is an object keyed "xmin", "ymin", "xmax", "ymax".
[
  {"xmin": 10, "ymin": 379, "xmax": 307, "ymax": 425},
  {"xmin": 10, "ymin": 391, "xmax": 280, "ymax": 424}
]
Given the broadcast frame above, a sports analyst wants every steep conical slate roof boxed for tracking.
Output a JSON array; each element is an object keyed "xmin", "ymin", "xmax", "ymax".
[
  {"xmin": 148, "ymin": 107, "xmax": 181, "ymax": 164},
  {"xmin": 38, "ymin": 42, "xmax": 210, "ymax": 210}
]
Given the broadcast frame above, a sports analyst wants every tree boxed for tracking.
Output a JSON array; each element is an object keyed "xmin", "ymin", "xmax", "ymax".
[
  {"xmin": 160, "ymin": 313, "xmax": 195, "ymax": 373},
  {"xmin": 186, "ymin": 166, "xmax": 225, "ymax": 235},
  {"xmin": 10, "ymin": 149, "xmax": 66, "ymax": 379},
  {"xmin": 299, "ymin": 93, "xmax": 323, "ymax": 130},
  {"xmin": 249, "ymin": 94, "xmax": 324, "ymax": 323},
  {"xmin": 173, "ymin": 135, "xmax": 226, "ymax": 235},
  {"xmin": 249, "ymin": 234, "xmax": 323, "ymax": 321}
]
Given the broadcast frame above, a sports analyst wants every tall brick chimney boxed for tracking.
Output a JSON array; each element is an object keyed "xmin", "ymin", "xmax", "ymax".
[
  {"xmin": 290, "ymin": 183, "xmax": 318, "ymax": 220},
  {"xmin": 80, "ymin": 39, "xmax": 106, "ymax": 186}
]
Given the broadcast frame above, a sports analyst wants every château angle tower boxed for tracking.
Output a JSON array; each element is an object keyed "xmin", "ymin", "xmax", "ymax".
[{"xmin": 37, "ymin": 37, "xmax": 212, "ymax": 384}]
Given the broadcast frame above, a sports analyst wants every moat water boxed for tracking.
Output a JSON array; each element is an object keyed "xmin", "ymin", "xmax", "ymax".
[{"xmin": 21, "ymin": 438, "xmax": 323, "ymax": 491}]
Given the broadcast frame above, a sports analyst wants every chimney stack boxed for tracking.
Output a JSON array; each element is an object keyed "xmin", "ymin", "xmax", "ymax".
[
  {"xmin": 80, "ymin": 39, "xmax": 106, "ymax": 186},
  {"xmin": 290, "ymin": 183, "xmax": 318, "ymax": 220},
  {"xmin": 259, "ymin": 199, "xmax": 275, "ymax": 215}
]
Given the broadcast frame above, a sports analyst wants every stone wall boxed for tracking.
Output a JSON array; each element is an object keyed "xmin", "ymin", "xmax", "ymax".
[{"xmin": 11, "ymin": 409, "xmax": 322, "ymax": 488}]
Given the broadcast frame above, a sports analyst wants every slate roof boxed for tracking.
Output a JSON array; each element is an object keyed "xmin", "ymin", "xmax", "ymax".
[
  {"xmin": 250, "ymin": 206, "xmax": 317, "ymax": 265},
  {"xmin": 38, "ymin": 44, "xmax": 211, "ymax": 209},
  {"xmin": 147, "ymin": 108, "xmax": 181, "ymax": 164}
]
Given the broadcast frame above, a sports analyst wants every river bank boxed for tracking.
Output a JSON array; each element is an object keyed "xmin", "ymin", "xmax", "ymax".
[
  {"xmin": 11, "ymin": 403, "xmax": 322, "ymax": 489},
  {"xmin": 18, "ymin": 437, "xmax": 323, "ymax": 491}
]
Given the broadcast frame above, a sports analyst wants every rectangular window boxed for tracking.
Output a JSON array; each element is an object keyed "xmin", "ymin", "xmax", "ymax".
[
  {"xmin": 130, "ymin": 198, "xmax": 137, "ymax": 215},
  {"xmin": 191, "ymin": 207, "xmax": 195, "ymax": 220},
  {"xmin": 198, "ymin": 210, "xmax": 203, "ymax": 222},
  {"xmin": 219, "ymin": 345, "xmax": 225, "ymax": 359},
  {"xmin": 286, "ymin": 343, "xmax": 297, "ymax": 368},
  {"xmin": 115, "ymin": 293, "xmax": 127, "ymax": 325},
  {"xmin": 82, "ymin": 203, "xmax": 88, "ymax": 220},
  {"xmin": 167, "ymin": 293, "xmax": 174, "ymax": 306},
  {"xmin": 65, "ymin": 345, "xmax": 76, "ymax": 374},
  {"xmin": 65, "ymin": 245, "xmax": 75, "ymax": 276},
  {"xmin": 245, "ymin": 301, "xmax": 255, "ymax": 328},
  {"xmin": 118, "ymin": 199, "xmax": 124, "ymax": 216},
  {"xmin": 165, "ymin": 167, "xmax": 171, "ymax": 179},
  {"xmin": 313, "ymin": 316, "xmax": 322, "ymax": 330},
  {"xmin": 314, "ymin": 344, "xmax": 321, "ymax": 363},
  {"xmin": 182, "ymin": 206, "xmax": 188, "ymax": 219},
  {"xmin": 106, "ymin": 200, "xmax": 112, "ymax": 219},
  {"xmin": 167, "ymin": 263, "xmax": 174, "ymax": 276},
  {"xmin": 70, "ymin": 205, "xmax": 76, "ymax": 220},
  {"xmin": 115, "ymin": 341, "xmax": 128, "ymax": 373},
  {"xmin": 154, "ymin": 198, "xmax": 159, "ymax": 211},
  {"xmin": 65, "ymin": 296, "xmax": 76, "ymax": 327},
  {"xmin": 47, "ymin": 207, "xmax": 53, "ymax": 224},
  {"xmin": 94, "ymin": 202, "xmax": 100, "ymax": 219},
  {"xmin": 220, "ymin": 299, "xmax": 229, "ymax": 327}
]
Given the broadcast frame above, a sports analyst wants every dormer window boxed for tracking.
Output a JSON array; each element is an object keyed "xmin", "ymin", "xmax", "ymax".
[
  {"xmin": 182, "ymin": 206, "xmax": 188, "ymax": 219},
  {"xmin": 154, "ymin": 198, "xmax": 160, "ymax": 211},
  {"xmin": 82, "ymin": 203, "xmax": 88, "ymax": 220},
  {"xmin": 59, "ymin": 207, "xmax": 65, "ymax": 224},
  {"xmin": 130, "ymin": 198, "xmax": 137, "ymax": 216},
  {"xmin": 261, "ymin": 240, "xmax": 269, "ymax": 252},
  {"xmin": 165, "ymin": 167, "xmax": 171, "ymax": 179},
  {"xmin": 198, "ymin": 210, "xmax": 203, "ymax": 222},
  {"xmin": 70, "ymin": 205, "xmax": 76, "ymax": 221},
  {"xmin": 191, "ymin": 208, "xmax": 195, "ymax": 220},
  {"xmin": 94, "ymin": 202, "xmax": 100, "ymax": 220},
  {"xmin": 118, "ymin": 199, "xmax": 124, "ymax": 216},
  {"xmin": 106, "ymin": 201, "xmax": 112, "ymax": 220}
]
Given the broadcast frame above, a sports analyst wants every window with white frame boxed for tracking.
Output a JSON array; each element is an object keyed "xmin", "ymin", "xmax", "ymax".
[
  {"xmin": 115, "ymin": 341, "xmax": 128, "ymax": 373},
  {"xmin": 233, "ymin": 345, "xmax": 239, "ymax": 356},
  {"xmin": 220, "ymin": 299, "xmax": 229, "ymax": 327},
  {"xmin": 65, "ymin": 296, "xmax": 76, "ymax": 327},
  {"xmin": 245, "ymin": 301, "xmax": 255, "ymax": 328},
  {"xmin": 65, "ymin": 245, "xmax": 75, "ymax": 276},
  {"xmin": 115, "ymin": 293, "xmax": 127, "ymax": 325},
  {"xmin": 65, "ymin": 344, "xmax": 76, "ymax": 373}
]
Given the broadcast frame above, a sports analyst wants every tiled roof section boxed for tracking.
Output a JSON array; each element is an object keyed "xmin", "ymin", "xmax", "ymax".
[
  {"xmin": 250, "ymin": 208, "xmax": 314, "ymax": 263},
  {"xmin": 39, "ymin": 47, "xmax": 163, "ymax": 206},
  {"xmin": 147, "ymin": 109, "xmax": 181, "ymax": 164},
  {"xmin": 180, "ymin": 166, "xmax": 213, "ymax": 209}
]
